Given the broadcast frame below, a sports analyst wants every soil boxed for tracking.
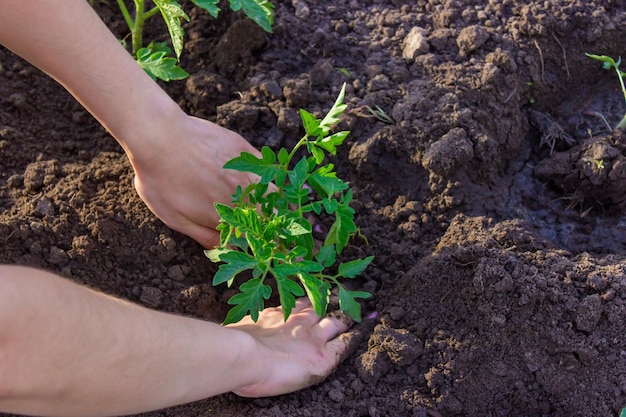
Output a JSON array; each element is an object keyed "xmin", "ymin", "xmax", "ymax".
[{"xmin": 2, "ymin": 1, "xmax": 626, "ymax": 416}]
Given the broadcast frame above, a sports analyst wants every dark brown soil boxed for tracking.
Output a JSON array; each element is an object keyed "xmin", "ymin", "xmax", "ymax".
[{"xmin": 3, "ymin": 1, "xmax": 626, "ymax": 416}]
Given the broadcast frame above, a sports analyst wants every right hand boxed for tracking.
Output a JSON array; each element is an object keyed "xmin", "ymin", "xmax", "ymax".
[{"xmin": 227, "ymin": 299, "xmax": 350, "ymax": 397}]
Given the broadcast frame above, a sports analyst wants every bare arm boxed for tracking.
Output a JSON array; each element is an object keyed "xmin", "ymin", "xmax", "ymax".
[
  {"xmin": 0, "ymin": 0, "xmax": 260, "ymax": 248},
  {"xmin": 0, "ymin": 266, "xmax": 348, "ymax": 417}
]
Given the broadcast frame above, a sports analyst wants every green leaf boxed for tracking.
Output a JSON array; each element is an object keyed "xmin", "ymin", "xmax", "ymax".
[
  {"xmin": 338, "ymin": 287, "xmax": 371, "ymax": 322},
  {"xmin": 299, "ymin": 273, "xmax": 331, "ymax": 317},
  {"xmin": 308, "ymin": 164, "xmax": 348, "ymax": 198},
  {"xmin": 204, "ymin": 247, "xmax": 230, "ymax": 263},
  {"xmin": 228, "ymin": 0, "xmax": 274, "ymax": 33},
  {"xmin": 272, "ymin": 264, "xmax": 305, "ymax": 320},
  {"xmin": 212, "ymin": 251, "xmax": 259, "ymax": 286},
  {"xmin": 153, "ymin": 0, "xmax": 189, "ymax": 59},
  {"xmin": 309, "ymin": 144, "xmax": 326, "ymax": 164},
  {"xmin": 136, "ymin": 46, "xmax": 189, "ymax": 81},
  {"xmin": 585, "ymin": 53, "xmax": 618, "ymax": 70},
  {"xmin": 316, "ymin": 244, "xmax": 336, "ymax": 268},
  {"xmin": 324, "ymin": 195, "xmax": 357, "ymax": 254},
  {"xmin": 277, "ymin": 147, "xmax": 290, "ymax": 165},
  {"xmin": 338, "ymin": 256, "xmax": 374, "ymax": 278},
  {"xmin": 214, "ymin": 204, "xmax": 263, "ymax": 237},
  {"xmin": 190, "ymin": 0, "xmax": 220, "ymax": 17},
  {"xmin": 224, "ymin": 278, "xmax": 272, "ymax": 324},
  {"xmin": 300, "ymin": 109, "xmax": 321, "ymax": 136},
  {"xmin": 288, "ymin": 156, "xmax": 311, "ymax": 190},
  {"xmin": 224, "ymin": 147, "xmax": 278, "ymax": 184},
  {"xmin": 315, "ymin": 131, "xmax": 350, "ymax": 155},
  {"xmin": 284, "ymin": 217, "xmax": 312, "ymax": 236},
  {"xmin": 317, "ymin": 83, "xmax": 347, "ymax": 136}
]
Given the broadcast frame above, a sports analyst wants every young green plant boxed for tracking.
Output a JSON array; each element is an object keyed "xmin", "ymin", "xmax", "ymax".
[
  {"xmin": 110, "ymin": 0, "xmax": 274, "ymax": 81},
  {"xmin": 585, "ymin": 53, "xmax": 626, "ymax": 131},
  {"xmin": 205, "ymin": 83, "xmax": 373, "ymax": 325}
]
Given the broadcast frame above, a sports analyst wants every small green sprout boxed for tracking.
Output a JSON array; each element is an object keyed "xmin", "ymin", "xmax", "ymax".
[
  {"xmin": 350, "ymin": 105, "xmax": 395, "ymax": 124},
  {"xmin": 205, "ymin": 83, "xmax": 373, "ymax": 324},
  {"xmin": 335, "ymin": 67, "xmax": 352, "ymax": 78},
  {"xmin": 107, "ymin": 0, "xmax": 274, "ymax": 81},
  {"xmin": 585, "ymin": 53, "xmax": 626, "ymax": 130}
]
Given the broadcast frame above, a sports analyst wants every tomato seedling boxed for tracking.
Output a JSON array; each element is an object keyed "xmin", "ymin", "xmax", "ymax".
[
  {"xmin": 586, "ymin": 53, "xmax": 626, "ymax": 131},
  {"xmin": 205, "ymin": 83, "xmax": 373, "ymax": 324},
  {"xmin": 109, "ymin": 0, "xmax": 274, "ymax": 81}
]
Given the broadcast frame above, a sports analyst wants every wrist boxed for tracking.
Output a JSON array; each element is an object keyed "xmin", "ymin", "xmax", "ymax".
[
  {"xmin": 227, "ymin": 328, "xmax": 272, "ymax": 395},
  {"xmin": 113, "ymin": 89, "xmax": 186, "ymax": 168}
]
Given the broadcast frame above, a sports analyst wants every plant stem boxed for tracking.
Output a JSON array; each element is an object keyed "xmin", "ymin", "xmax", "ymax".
[
  {"xmin": 131, "ymin": 0, "xmax": 146, "ymax": 56},
  {"xmin": 116, "ymin": 0, "xmax": 135, "ymax": 32},
  {"xmin": 286, "ymin": 135, "xmax": 309, "ymax": 166},
  {"xmin": 615, "ymin": 68, "xmax": 626, "ymax": 104}
]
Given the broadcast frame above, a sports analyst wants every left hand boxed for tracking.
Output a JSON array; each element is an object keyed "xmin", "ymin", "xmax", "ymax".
[{"xmin": 131, "ymin": 115, "xmax": 261, "ymax": 248}]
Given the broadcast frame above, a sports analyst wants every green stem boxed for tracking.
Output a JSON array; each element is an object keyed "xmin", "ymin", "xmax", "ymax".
[
  {"xmin": 615, "ymin": 68, "xmax": 626, "ymax": 104},
  {"xmin": 286, "ymin": 135, "xmax": 309, "ymax": 167},
  {"xmin": 144, "ymin": 5, "xmax": 160, "ymax": 19},
  {"xmin": 116, "ymin": 0, "xmax": 135, "ymax": 31},
  {"xmin": 131, "ymin": 0, "xmax": 146, "ymax": 56}
]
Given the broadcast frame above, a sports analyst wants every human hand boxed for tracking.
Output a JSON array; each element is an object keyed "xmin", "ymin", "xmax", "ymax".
[
  {"xmin": 130, "ymin": 115, "xmax": 261, "ymax": 248},
  {"xmin": 227, "ymin": 299, "xmax": 351, "ymax": 397}
]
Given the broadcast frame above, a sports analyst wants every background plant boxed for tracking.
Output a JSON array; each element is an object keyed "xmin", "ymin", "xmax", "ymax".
[
  {"xmin": 205, "ymin": 84, "xmax": 373, "ymax": 325},
  {"xmin": 586, "ymin": 53, "xmax": 626, "ymax": 131},
  {"xmin": 104, "ymin": 0, "xmax": 274, "ymax": 81}
]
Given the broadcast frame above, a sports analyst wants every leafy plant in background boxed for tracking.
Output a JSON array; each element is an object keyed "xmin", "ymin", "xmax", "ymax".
[
  {"xmin": 585, "ymin": 53, "xmax": 626, "ymax": 131},
  {"xmin": 102, "ymin": 0, "xmax": 274, "ymax": 81},
  {"xmin": 205, "ymin": 83, "xmax": 373, "ymax": 324}
]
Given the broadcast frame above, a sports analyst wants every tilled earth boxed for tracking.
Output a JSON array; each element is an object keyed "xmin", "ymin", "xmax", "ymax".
[{"xmin": 2, "ymin": 1, "xmax": 626, "ymax": 416}]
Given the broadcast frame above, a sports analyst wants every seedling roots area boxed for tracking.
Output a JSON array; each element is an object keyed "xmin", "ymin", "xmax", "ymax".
[{"xmin": 2, "ymin": 1, "xmax": 626, "ymax": 416}]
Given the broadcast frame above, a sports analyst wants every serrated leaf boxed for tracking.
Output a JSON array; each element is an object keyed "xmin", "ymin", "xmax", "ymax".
[
  {"xmin": 314, "ymin": 131, "xmax": 350, "ymax": 155},
  {"xmin": 214, "ymin": 204, "xmax": 263, "ymax": 237},
  {"xmin": 316, "ymin": 244, "xmax": 336, "ymax": 268},
  {"xmin": 272, "ymin": 265, "xmax": 305, "ymax": 320},
  {"xmin": 300, "ymin": 109, "xmax": 321, "ymax": 136},
  {"xmin": 223, "ymin": 278, "xmax": 272, "ymax": 324},
  {"xmin": 324, "ymin": 200, "xmax": 356, "ymax": 254},
  {"xmin": 288, "ymin": 156, "xmax": 311, "ymax": 190},
  {"xmin": 309, "ymin": 144, "xmax": 326, "ymax": 164},
  {"xmin": 136, "ymin": 47, "xmax": 189, "ymax": 81},
  {"xmin": 338, "ymin": 287, "xmax": 371, "ymax": 322},
  {"xmin": 212, "ymin": 251, "xmax": 259, "ymax": 286},
  {"xmin": 224, "ymin": 147, "xmax": 278, "ymax": 184},
  {"xmin": 284, "ymin": 217, "xmax": 312, "ymax": 236},
  {"xmin": 153, "ymin": 0, "xmax": 189, "ymax": 59},
  {"xmin": 308, "ymin": 165, "xmax": 348, "ymax": 198},
  {"xmin": 338, "ymin": 256, "xmax": 374, "ymax": 278},
  {"xmin": 277, "ymin": 147, "xmax": 290, "ymax": 165},
  {"xmin": 229, "ymin": 0, "xmax": 274, "ymax": 32},
  {"xmin": 190, "ymin": 0, "xmax": 220, "ymax": 17},
  {"xmin": 317, "ymin": 83, "xmax": 347, "ymax": 136},
  {"xmin": 299, "ymin": 273, "xmax": 331, "ymax": 317}
]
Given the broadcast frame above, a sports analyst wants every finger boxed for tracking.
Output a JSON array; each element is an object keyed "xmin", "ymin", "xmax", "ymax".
[
  {"xmin": 314, "ymin": 315, "xmax": 349, "ymax": 341},
  {"xmin": 173, "ymin": 221, "xmax": 220, "ymax": 249},
  {"xmin": 304, "ymin": 336, "xmax": 350, "ymax": 389},
  {"xmin": 290, "ymin": 298, "xmax": 312, "ymax": 315}
]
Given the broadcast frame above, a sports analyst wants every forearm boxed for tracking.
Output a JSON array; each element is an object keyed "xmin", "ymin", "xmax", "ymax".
[
  {"xmin": 0, "ymin": 0, "xmax": 183, "ymax": 162},
  {"xmin": 0, "ymin": 266, "xmax": 263, "ymax": 417}
]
